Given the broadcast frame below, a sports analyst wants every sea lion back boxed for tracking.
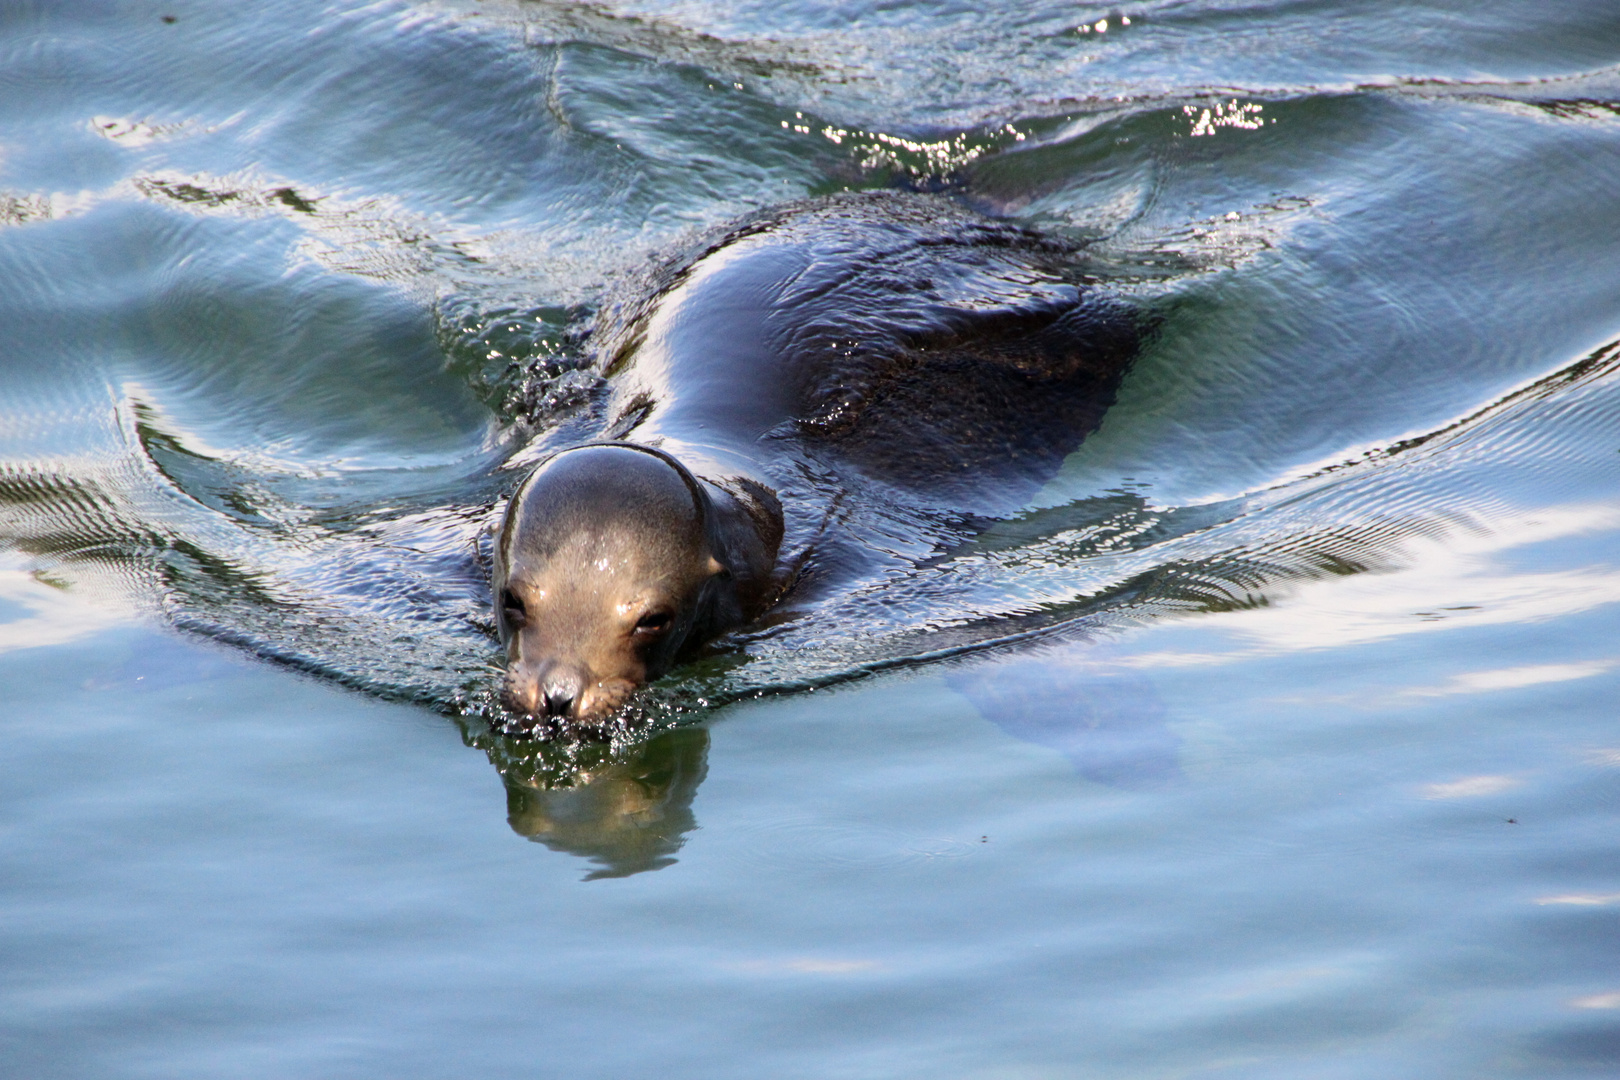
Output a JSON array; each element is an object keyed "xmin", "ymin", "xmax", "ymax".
[{"xmin": 593, "ymin": 192, "xmax": 1142, "ymax": 510}]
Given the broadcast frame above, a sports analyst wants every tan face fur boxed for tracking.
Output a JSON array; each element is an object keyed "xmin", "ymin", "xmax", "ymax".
[{"xmin": 495, "ymin": 446, "xmax": 726, "ymax": 724}]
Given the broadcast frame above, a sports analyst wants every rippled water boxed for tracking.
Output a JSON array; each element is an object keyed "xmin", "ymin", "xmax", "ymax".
[{"xmin": 6, "ymin": 0, "xmax": 1620, "ymax": 1075}]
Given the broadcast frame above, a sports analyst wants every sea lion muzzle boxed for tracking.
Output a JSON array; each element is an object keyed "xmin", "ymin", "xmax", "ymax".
[{"xmin": 502, "ymin": 656, "xmax": 591, "ymax": 718}]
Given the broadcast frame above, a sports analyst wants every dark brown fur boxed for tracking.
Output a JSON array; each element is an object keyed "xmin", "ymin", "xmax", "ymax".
[{"xmin": 496, "ymin": 193, "xmax": 1139, "ymax": 724}]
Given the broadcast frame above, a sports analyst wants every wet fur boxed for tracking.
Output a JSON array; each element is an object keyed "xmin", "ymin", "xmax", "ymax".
[{"xmin": 497, "ymin": 191, "xmax": 1141, "ymax": 725}]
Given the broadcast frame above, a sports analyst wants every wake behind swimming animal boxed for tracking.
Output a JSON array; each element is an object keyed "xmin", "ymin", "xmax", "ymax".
[{"xmin": 494, "ymin": 192, "xmax": 1142, "ymax": 727}]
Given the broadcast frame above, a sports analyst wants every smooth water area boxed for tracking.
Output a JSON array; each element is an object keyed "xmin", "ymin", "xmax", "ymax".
[{"xmin": 5, "ymin": 0, "xmax": 1620, "ymax": 1075}]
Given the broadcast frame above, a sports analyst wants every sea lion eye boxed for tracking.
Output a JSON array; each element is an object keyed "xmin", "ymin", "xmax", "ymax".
[
  {"xmin": 501, "ymin": 589, "xmax": 528, "ymax": 629},
  {"xmin": 634, "ymin": 609, "xmax": 673, "ymax": 635}
]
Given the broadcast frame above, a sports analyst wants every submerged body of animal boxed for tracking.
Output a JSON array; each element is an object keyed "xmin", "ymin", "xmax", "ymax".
[{"xmin": 493, "ymin": 191, "xmax": 1143, "ymax": 724}]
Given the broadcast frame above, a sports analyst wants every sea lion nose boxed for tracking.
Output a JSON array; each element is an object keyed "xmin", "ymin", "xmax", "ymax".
[
  {"xmin": 540, "ymin": 667, "xmax": 587, "ymax": 718},
  {"xmin": 503, "ymin": 660, "xmax": 589, "ymax": 719}
]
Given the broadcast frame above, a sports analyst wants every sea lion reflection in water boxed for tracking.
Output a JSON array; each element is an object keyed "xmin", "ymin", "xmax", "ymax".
[
  {"xmin": 494, "ymin": 192, "xmax": 1141, "ymax": 726},
  {"xmin": 499, "ymin": 726, "xmax": 710, "ymax": 879}
]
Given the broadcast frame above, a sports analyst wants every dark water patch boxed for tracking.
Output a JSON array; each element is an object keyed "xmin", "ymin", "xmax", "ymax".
[{"xmin": 1516, "ymin": 1022, "xmax": 1620, "ymax": 1074}]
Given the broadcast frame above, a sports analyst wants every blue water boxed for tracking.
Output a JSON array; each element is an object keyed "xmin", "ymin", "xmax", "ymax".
[{"xmin": 5, "ymin": 0, "xmax": 1620, "ymax": 1075}]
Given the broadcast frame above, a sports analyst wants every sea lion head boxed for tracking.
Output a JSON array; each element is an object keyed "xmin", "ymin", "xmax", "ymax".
[{"xmin": 493, "ymin": 443, "xmax": 732, "ymax": 725}]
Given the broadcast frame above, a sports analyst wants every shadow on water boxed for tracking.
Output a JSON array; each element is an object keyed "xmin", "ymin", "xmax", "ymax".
[{"xmin": 948, "ymin": 652, "xmax": 1179, "ymax": 789}]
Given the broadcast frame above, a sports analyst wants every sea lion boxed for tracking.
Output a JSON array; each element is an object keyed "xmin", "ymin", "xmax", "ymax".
[{"xmin": 495, "ymin": 191, "xmax": 1140, "ymax": 725}]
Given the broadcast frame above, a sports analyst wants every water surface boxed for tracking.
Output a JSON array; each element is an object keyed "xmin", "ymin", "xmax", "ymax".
[{"xmin": 5, "ymin": 0, "xmax": 1620, "ymax": 1075}]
